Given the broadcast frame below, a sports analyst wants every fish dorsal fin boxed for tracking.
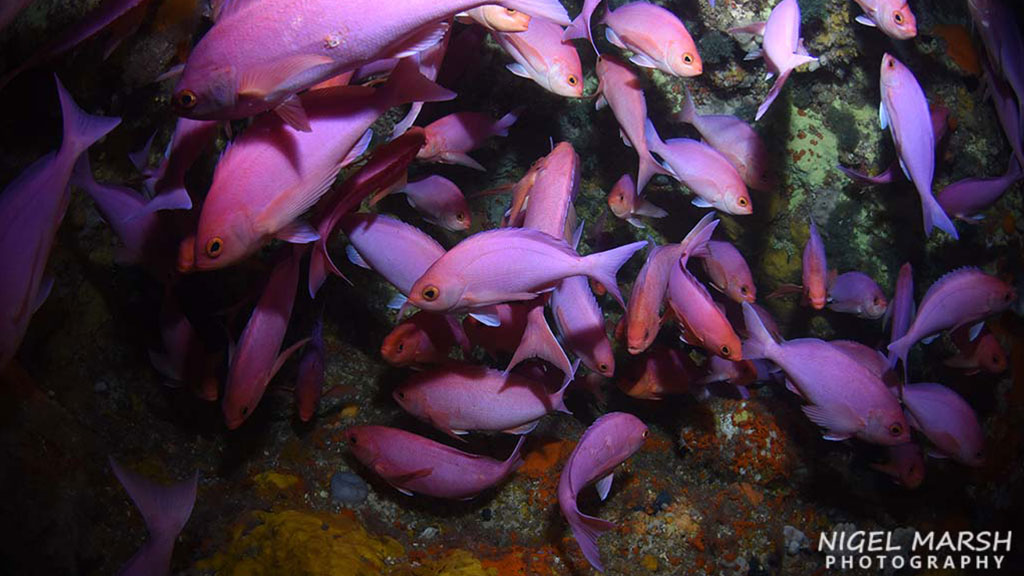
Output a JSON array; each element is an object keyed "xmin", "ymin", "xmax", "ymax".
[{"xmin": 345, "ymin": 244, "xmax": 371, "ymax": 269}]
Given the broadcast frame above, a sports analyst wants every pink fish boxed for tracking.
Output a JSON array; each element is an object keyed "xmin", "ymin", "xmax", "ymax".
[
  {"xmin": 699, "ymin": 240, "xmax": 756, "ymax": 303},
  {"xmin": 606, "ymin": 173, "xmax": 667, "ymax": 227},
  {"xmin": 110, "ymin": 458, "xmax": 197, "ymax": 576},
  {"xmin": 295, "ymin": 314, "xmax": 325, "ymax": 422},
  {"xmin": 772, "ymin": 219, "xmax": 828, "ymax": 309},
  {"xmin": 902, "ymin": 383, "xmax": 984, "ymax": 466},
  {"xmin": 645, "ymin": 120, "xmax": 753, "ymax": 214},
  {"xmin": 700, "ymin": 356, "xmax": 759, "ymax": 389},
  {"xmin": 739, "ymin": 0, "xmax": 817, "ymax": 121},
  {"xmin": 189, "ymin": 61, "xmax": 454, "ymax": 271},
  {"xmin": 743, "ymin": 302, "xmax": 909, "ymax": 445},
  {"xmin": 0, "ymin": 77, "xmax": 120, "ymax": 370},
  {"xmin": 562, "ymin": 0, "xmax": 603, "ymax": 53},
  {"xmin": 595, "ymin": 54, "xmax": 669, "ymax": 194},
  {"xmin": 968, "ymin": 0, "xmax": 1024, "ymax": 134},
  {"xmin": 381, "ymin": 311, "xmax": 467, "ymax": 367},
  {"xmin": 887, "ymin": 268, "xmax": 1015, "ymax": 369},
  {"xmin": 851, "ymin": 0, "xmax": 916, "ymax": 39},
  {"xmin": 407, "ymin": 228, "xmax": 646, "ymax": 312},
  {"xmin": 463, "ymin": 302, "xmax": 529, "ymax": 358},
  {"xmin": 493, "ymin": 16, "xmax": 584, "ymax": 98},
  {"xmin": 222, "ymin": 247, "xmax": 310, "ymax": 429},
  {"xmin": 870, "ymin": 442, "xmax": 925, "ymax": 488},
  {"xmin": 171, "ymin": 0, "xmax": 568, "ymax": 126},
  {"xmin": 879, "ymin": 53, "xmax": 959, "ymax": 239},
  {"xmin": 385, "ymin": 175, "xmax": 472, "ymax": 231},
  {"xmin": 392, "ymin": 29, "xmax": 452, "ymax": 138},
  {"xmin": 946, "ymin": 326, "xmax": 1007, "ymax": 375},
  {"xmin": 937, "ymin": 160, "xmax": 1023, "ymax": 222},
  {"xmin": 827, "ymin": 271, "xmax": 888, "ymax": 319},
  {"xmin": 830, "ymin": 340, "xmax": 889, "ymax": 378},
  {"xmin": 676, "ymin": 88, "xmax": 774, "ymax": 191},
  {"xmin": 558, "ymin": 412, "xmax": 648, "ymax": 572},
  {"xmin": 552, "ymin": 274, "xmax": 615, "ymax": 376},
  {"xmin": 417, "ymin": 109, "xmax": 520, "ymax": 170},
  {"xmin": 886, "ymin": 262, "xmax": 914, "ymax": 369},
  {"xmin": 142, "ymin": 118, "xmax": 219, "ymax": 215},
  {"xmin": 840, "ymin": 104, "xmax": 950, "ymax": 185},
  {"xmin": 148, "ymin": 287, "xmax": 218, "ymax": 401},
  {"xmin": 521, "ymin": 142, "xmax": 580, "ymax": 236},
  {"xmin": 603, "ymin": 1, "xmax": 702, "ymax": 77},
  {"xmin": 617, "ymin": 346, "xmax": 696, "ymax": 399},
  {"xmin": 457, "ymin": 6, "xmax": 532, "ymax": 32},
  {"xmin": 345, "ymin": 425, "xmax": 525, "ymax": 499},
  {"xmin": 394, "ymin": 362, "xmax": 570, "ymax": 437}
]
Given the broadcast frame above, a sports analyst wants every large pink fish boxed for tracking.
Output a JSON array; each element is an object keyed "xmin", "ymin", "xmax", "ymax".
[
  {"xmin": 417, "ymin": 109, "xmax": 520, "ymax": 170},
  {"xmin": 345, "ymin": 425, "xmax": 525, "ymax": 499},
  {"xmin": 902, "ymin": 383, "xmax": 984, "ymax": 466},
  {"xmin": 521, "ymin": 142, "xmax": 579, "ymax": 236},
  {"xmin": 381, "ymin": 311, "xmax": 467, "ymax": 367},
  {"xmin": 384, "ymin": 175, "xmax": 472, "ymax": 232},
  {"xmin": 606, "ymin": 173, "xmax": 667, "ymax": 227},
  {"xmin": 676, "ymin": 88, "xmax": 774, "ymax": 191},
  {"xmin": 879, "ymin": 53, "xmax": 959, "ymax": 239},
  {"xmin": 558, "ymin": 412, "xmax": 648, "ymax": 572},
  {"xmin": 171, "ymin": 0, "xmax": 569, "ymax": 125},
  {"xmin": 741, "ymin": 0, "xmax": 817, "ymax": 121},
  {"xmin": 0, "ymin": 77, "xmax": 120, "ymax": 370},
  {"xmin": 699, "ymin": 240, "xmax": 757, "ymax": 303},
  {"xmin": 645, "ymin": 120, "xmax": 752, "ymax": 214},
  {"xmin": 603, "ymin": 1, "xmax": 702, "ymax": 77},
  {"xmin": 407, "ymin": 228, "xmax": 646, "ymax": 312},
  {"xmin": 294, "ymin": 314, "xmax": 325, "ymax": 422},
  {"xmin": 870, "ymin": 442, "xmax": 925, "ymax": 488},
  {"xmin": 827, "ymin": 271, "xmax": 888, "ymax": 319},
  {"xmin": 887, "ymin": 268, "xmax": 1015, "ymax": 369},
  {"xmin": 839, "ymin": 104, "xmax": 950, "ymax": 185},
  {"xmin": 937, "ymin": 160, "xmax": 1022, "ymax": 222},
  {"xmin": 595, "ymin": 54, "xmax": 669, "ymax": 194},
  {"xmin": 189, "ymin": 62, "xmax": 454, "ymax": 271},
  {"xmin": 222, "ymin": 247, "xmax": 309, "ymax": 429},
  {"xmin": 110, "ymin": 458, "xmax": 197, "ymax": 576},
  {"xmin": 393, "ymin": 362, "xmax": 571, "ymax": 437},
  {"xmin": 851, "ymin": 0, "xmax": 916, "ymax": 39},
  {"xmin": 493, "ymin": 17, "xmax": 585, "ymax": 98},
  {"xmin": 743, "ymin": 302, "xmax": 909, "ymax": 445},
  {"xmin": 886, "ymin": 262, "xmax": 914, "ymax": 369},
  {"xmin": 457, "ymin": 6, "xmax": 532, "ymax": 31},
  {"xmin": 562, "ymin": 0, "xmax": 603, "ymax": 53},
  {"xmin": 946, "ymin": 325, "xmax": 1007, "ymax": 375}
]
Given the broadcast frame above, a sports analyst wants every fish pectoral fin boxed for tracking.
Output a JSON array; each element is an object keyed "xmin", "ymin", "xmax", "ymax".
[
  {"xmin": 275, "ymin": 95, "xmax": 312, "ymax": 132},
  {"xmin": 933, "ymin": 430, "xmax": 963, "ymax": 456},
  {"xmin": 925, "ymin": 448, "xmax": 949, "ymax": 460},
  {"xmin": 619, "ymin": 129, "xmax": 632, "ymax": 148},
  {"xmin": 604, "ymin": 27, "xmax": 626, "ymax": 49},
  {"xmin": 595, "ymin": 473, "xmax": 614, "ymax": 501},
  {"xmin": 822, "ymin": 432, "xmax": 853, "ymax": 441},
  {"xmin": 920, "ymin": 333, "xmax": 939, "ymax": 345},
  {"xmin": 968, "ymin": 321, "xmax": 985, "ymax": 341},
  {"xmin": 239, "ymin": 54, "xmax": 335, "ymax": 100},
  {"xmin": 393, "ymin": 467, "xmax": 434, "ymax": 483},
  {"xmin": 691, "ymin": 197, "xmax": 714, "ymax": 209},
  {"xmin": 879, "ymin": 100, "xmax": 889, "ymax": 130},
  {"xmin": 345, "ymin": 244, "xmax": 371, "ymax": 269},
  {"xmin": 801, "ymin": 403, "xmax": 865, "ymax": 436},
  {"xmin": 506, "ymin": 63, "xmax": 532, "ymax": 79},
  {"xmin": 32, "ymin": 276, "xmax": 54, "ymax": 315},
  {"xmin": 784, "ymin": 379, "xmax": 806, "ymax": 400},
  {"xmin": 629, "ymin": 53, "xmax": 659, "ymax": 69},
  {"xmin": 386, "ymin": 21, "xmax": 449, "ymax": 60},
  {"xmin": 439, "ymin": 152, "xmax": 486, "ymax": 171},
  {"xmin": 274, "ymin": 220, "xmax": 320, "ymax": 244},
  {"xmin": 625, "ymin": 217, "xmax": 646, "ymax": 228},
  {"xmin": 340, "ymin": 129, "xmax": 373, "ymax": 168},
  {"xmin": 386, "ymin": 293, "xmax": 408, "ymax": 310},
  {"xmin": 468, "ymin": 307, "xmax": 502, "ymax": 327},
  {"xmin": 633, "ymin": 199, "xmax": 668, "ymax": 218},
  {"xmin": 502, "ymin": 420, "xmax": 539, "ymax": 435},
  {"xmin": 743, "ymin": 49, "xmax": 763, "ymax": 61},
  {"xmin": 854, "ymin": 14, "xmax": 877, "ymax": 27},
  {"xmin": 595, "ymin": 94, "xmax": 608, "ymax": 111}
]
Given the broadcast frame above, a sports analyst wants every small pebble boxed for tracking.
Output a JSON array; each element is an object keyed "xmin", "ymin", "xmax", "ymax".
[
  {"xmin": 330, "ymin": 471, "xmax": 368, "ymax": 505},
  {"xmin": 652, "ymin": 490, "xmax": 673, "ymax": 513},
  {"xmin": 481, "ymin": 508, "xmax": 493, "ymax": 521},
  {"xmin": 420, "ymin": 526, "xmax": 438, "ymax": 539},
  {"xmin": 783, "ymin": 525, "xmax": 809, "ymax": 555}
]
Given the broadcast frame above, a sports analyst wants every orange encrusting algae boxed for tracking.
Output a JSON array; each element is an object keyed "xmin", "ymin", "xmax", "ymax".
[{"xmin": 933, "ymin": 25, "xmax": 980, "ymax": 76}]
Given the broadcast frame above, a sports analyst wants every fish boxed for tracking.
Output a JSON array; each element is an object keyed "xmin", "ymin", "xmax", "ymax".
[
  {"xmin": 602, "ymin": 1, "xmax": 702, "ymax": 77},
  {"xmin": 438, "ymin": 25, "xmax": 489, "ymax": 88},
  {"xmin": 417, "ymin": 109, "xmax": 521, "ymax": 170},
  {"xmin": 393, "ymin": 362, "xmax": 571, "ymax": 437},
  {"xmin": 700, "ymin": 355, "xmax": 760, "ymax": 389},
  {"xmin": 827, "ymin": 271, "xmax": 888, "ymax": 319},
  {"xmin": 457, "ymin": 6, "xmax": 532, "ymax": 31},
  {"xmin": 295, "ymin": 314, "xmax": 325, "ymax": 422},
  {"xmin": 830, "ymin": 340, "xmax": 889, "ymax": 378},
  {"xmin": 0, "ymin": 76, "xmax": 120, "ymax": 370},
  {"xmin": 109, "ymin": 458, "xmax": 198, "ymax": 576},
  {"xmin": 562, "ymin": 0, "xmax": 603, "ymax": 53},
  {"xmin": 772, "ymin": 219, "xmax": 828, "ymax": 309},
  {"xmin": 148, "ymin": 287, "xmax": 218, "ymax": 401},
  {"xmin": 886, "ymin": 262, "xmax": 914, "ymax": 369},
  {"xmin": 222, "ymin": 247, "xmax": 309, "ymax": 429},
  {"xmin": 521, "ymin": 142, "xmax": 580, "ymax": 236},
  {"xmin": 463, "ymin": 302, "xmax": 530, "ymax": 359},
  {"xmin": 606, "ymin": 173, "xmax": 668, "ymax": 227},
  {"xmin": 595, "ymin": 54, "xmax": 669, "ymax": 194},
  {"xmin": 887, "ymin": 267, "xmax": 1015, "ymax": 370},
  {"xmin": 188, "ymin": 61, "xmax": 454, "ymax": 271},
  {"xmin": 493, "ymin": 16, "xmax": 585, "ymax": 98},
  {"xmin": 983, "ymin": 58, "xmax": 1024, "ymax": 172},
  {"xmin": 901, "ymin": 383, "xmax": 984, "ymax": 466},
  {"xmin": 382, "ymin": 175, "xmax": 472, "ymax": 232},
  {"xmin": 743, "ymin": 302, "xmax": 909, "ymax": 445},
  {"xmin": 141, "ymin": 118, "xmax": 219, "ymax": 215},
  {"xmin": 558, "ymin": 412, "xmax": 648, "ymax": 572},
  {"xmin": 505, "ymin": 297, "xmax": 574, "ymax": 377},
  {"xmin": 879, "ymin": 53, "xmax": 959, "ymax": 239},
  {"xmin": 839, "ymin": 104, "xmax": 950, "ymax": 185},
  {"xmin": 870, "ymin": 442, "xmax": 925, "ymax": 488},
  {"xmin": 344, "ymin": 425, "xmax": 525, "ymax": 499},
  {"xmin": 937, "ymin": 160, "xmax": 1023, "ymax": 222},
  {"xmin": 968, "ymin": 0, "xmax": 1024, "ymax": 134},
  {"xmin": 699, "ymin": 240, "xmax": 757, "ymax": 303},
  {"xmin": 381, "ymin": 311, "xmax": 468, "ymax": 367},
  {"xmin": 675, "ymin": 87, "xmax": 774, "ymax": 191},
  {"xmin": 645, "ymin": 120, "xmax": 753, "ymax": 215},
  {"xmin": 552, "ymin": 274, "xmax": 615, "ymax": 377},
  {"xmin": 945, "ymin": 325, "xmax": 1007, "ymax": 375},
  {"xmin": 850, "ymin": 0, "xmax": 917, "ymax": 39},
  {"xmin": 392, "ymin": 30, "xmax": 452, "ymax": 138},
  {"xmin": 407, "ymin": 227, "xmax": 646, "ymax": 312},
  {"xmin": 170, "ymin": 0, "xmax": 569, "ymax": 126},
  {"xmin": 617, "ymin": 346, "xmax": 696, "ymax": 399}
]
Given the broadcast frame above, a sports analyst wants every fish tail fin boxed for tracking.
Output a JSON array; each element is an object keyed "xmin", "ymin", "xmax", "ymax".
[
  {"xmin": 553, "ymin": 359, "xmax": 580, "ymax": 414},
  {"xmin": 379, "ymin": 59, "xmax": 456, "ymax": 109},
  {"xmin": 492, "ymin": 107, "xmax": 522, "ymax": 137},
  {"xmin": 504, "ymin": 434, "xmax": 528, "ymax": 474},
  {"xmin": 920, "ymin": 191, "xmax": 959, "ymax": 240},
  {"xmin": 678, "ymin": 213, "xmax": 719, "ymax": 267},
  {"xmin": 741, "ymin": 302, "xmax": 778, "ymax": 360},
  {"xmin": 886, "ymin": 335, "xmax": 911, "ymax": 377},
  {"xmin": 569, "ymin": 511, "xmax": 616, "ymax": 572},
  {"xmin": 582, "ymin": 240, "xmax": 648, "ymax": 310},
  {"xmin": 678, "ymin": 86, "xmax": 697, "ymax": 125},
  {"xmin": 308, "ymin": 236, "xmax": 349, "ymax": 298},
  {"xmin": 56, "ymin": 75, "xmax": 121, "ymax": 162},
  {"xmin": 755, "ymin": 68, "xmax": 793, "ymax": 121},
  {"xmin": 562, "ymin": 7, "xmax": 598, "ymax": 53},
  {"xmin": 109, "ymin": 457, "xmax": 198, "ymax": 545},
  {"xmin": 505, "ymin": 302, "xmax": 573, "ymax": 376},
  {"xmin": 495, "ymin": 0, "xmax": 571, "ymax": 26}
]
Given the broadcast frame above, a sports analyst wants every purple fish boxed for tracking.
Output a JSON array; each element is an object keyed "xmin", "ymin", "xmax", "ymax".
[
  {"xmin": 295, "ymin": 314, "xmax": 325, "ymax": 422},
  {"xmin": 553, "ymin": 274, "xmax": 615, "ymax": 376},
  {"xmin": 937, "ymin": 160, "xmax": 1022, "ymax": 222},
  {"xmin": 558, "ymin": 412, "xmax": 648, "ymax": 572},
  {"xmin": 700, "ymin": 240, "xmax": 757, "ymax": 303},
  {"xmin": 982, "ymin": 50, "xmax": 1024, "ymax": 170},
  {"xmin": 946, "ymin": 325, "xmax": 1007, "ymax": 375},
  {"xmin": 902, "ymin": 383, "xmax": 984, "ymax": 466},
  {"xmin": 830, "ymin": 340, "xmax": 889, "ymax": 378},
  {"xmin": 563, "ymin": 0, "xmax": 603, "ymax": 53},
  {"xmin": 110, "ymin": 458, "xmax": 197, "ymax": 576},
  {"xmin": 887, "ymin": 268, "xmax": 1015, "ymax": 370},
  {"xmin": 968, "ymin": 0, "xmax": 1024, "ymax": 133},
  {"xmin": 388, "ymin": 175, "xmax": 472, "ymax": 232},
  {"xmin": 738, "ymin": 0, "xmax": 817, "ymax": 121},
  {"xmin": 392, "ymin": 27, "xmax": 452, "ymax": 138},
  {"xmin": 851, "ymin": 0, "xmax": 916, "ymax": 39},
  {"xmin": 382, "ymin": 310, "xmax": 468, "ymax": 367},
  {"xmin": 148, "ymin": 287, "xmax": 217, "ymax": 401},
  {"xmin": 0, "ymin": 76, "xmax": 120, "ymax": 370},
  {"xmin": 603, "ymin": 1, "xmax": 702, "ymax": 77},
  {"xmin": 870, "ymin": 442, "xmax": 925, "ymax": 488},
  {"xmin": 493, "ymin": 16, "xmax": 585, "ymax": 98},
  {"xmin": 394, "ymin": 362, "xmax": 571, "ymax": 437},
  {"xmin": 222, "ymin": 247, "xmax": 310, "ymax": 429},
  {"xmin": 418, "ymin": 109, "xmax": 520, "ymax": 170},
  {"xmin": 606, "ymin": 173, "xmax": 668, "ymax": 227},
  {"xmin": 743, "ymin": 302, "xmax": 909, "ymax": 445},
  {"xmin": 827, "ymin": 271, "xmax": 888, "ymax": 319},
  {"xmin": 345, "ymin": 425, "xmax": 525, "ymax": 499},
  {"xmin": 839, "ymin": 104, "xmax": 950, "ymax": 185},
  {"xmin": 886, "ymin": 262, "xmax": 914, "ymax": 369},
  {"xmin": 142, "ymin": 118, "xmax": 219, "ymax": 214}
]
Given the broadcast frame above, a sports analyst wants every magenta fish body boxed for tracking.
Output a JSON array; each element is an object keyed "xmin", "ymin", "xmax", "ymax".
[
  {"xmin": 143, "ymin": 117, "xmax": 218, "ymax": 211},
  {"xmin": 871, "ymin": 442, "xmax": 925, "ymax": 488},
  {"xmin": 887, "ymin": 262, "xmax": 914, "ymax": 369},
  {"xmin": 558, "ymin": 412, "xmax": 648, "ymax": 572},
  {"xmin": 0, "ymin": 77, "xmax": 120, "ymax": 370},
  {"xmin": 830, "ymin": 340, "xmax": 889, "ymax": 378},
  {"xmin": 522, "ymin": 142, "xmax": 580, "ymax": 238},
  {"xmin": 803, "ymin": 219, "xmax": 828, "ymax": 309},
  {"xmin": 700, "ymin": 240, "xmax": 756, "ymax": 303},
  {"xmin": 947, "ymin": 326, "xmax": 1007, "ymax": 375},
  {"xmin": 902, "ymin": 383, "xmax": 984, "ymax": 466},
  {"xmin": 341, "ymin": 213, "xmax": 446, "ymax": 300},
  {"xmin": 743, "ymin": 303, "xmax": 909, "ymax": 445},
  {"xmin": 418, "ymin": 109, "xmax": 520, "ymax": 170},
  {"xmin": 382, "ymin": 311, "xmax": 465, "ymax": 367},
  {"xmin": 494, "ymin": 17, "xmax": 585, "ymax": 98},
  {"xmin": 668, "ymin": 255, "xmax": 742, "ymax": 361},
  {"xmin": 399, "ymin": 175, "xmax": 472, "ymax": 231},
  {"xmin": 345, "ymin": 425, "xmax": 525, "ymax": 499},
  {"xmin": 827, "ymin": 271, "xmax": 888, "ymax": 319},
  {"xmin": 603, "ymin": 1, "xmax": 702, "ymax": 77},
  {"xmin": 755, "ymin": 0, "xmax": 817, "ymax": 120},
  {"xmin": 852, "ymin": 0, "xmax": 917, "ymax": 39},
  {"xmin": 563, "ymin": 0, "xmax": 603, "ymax": 52},
  {"xmin": 393, "ymin": 362, "xmax": 570, "ymax": 437},
  {"xmin": 607, "ymin": 173, "xmax": 668, "ymax": 226},
  {"xmin": 295, "ymin": 315, "xmax": 325, "ymax": 422},
  {"xmin": 552, "ymin": 274, "xmax": 615, "ymax": 376},
  {"xmin": 937, "ymin": 162, "xmax": 1023, "ymax": 222}
]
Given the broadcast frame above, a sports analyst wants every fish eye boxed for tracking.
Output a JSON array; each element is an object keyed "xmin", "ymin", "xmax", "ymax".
[
  {"xmin": 422, "ymin": 285, "xmax": 440, "ymax": 301},
  {"xmin": 683, "ymin": 53, "xmax": 694, "ymax": 65},
  {"xmin": 887, "ymin": 58, "xmax": 895, "ymax": 69},
  {"xmin": 720, "ymin": 345, "xmax": 731, "ymax": 357},
  {"xmin": 397, "ymin": 391, "xmax": 405, "ymax": 399},
  {"xmin": 174, "ymin": 90, "xmax": 198, "ymax": 110},
  {"xmin": 889, "ymin": 423, "xmax": 903, "ymax": 436},
  {"xmin": 738, "ymin": 197, "xmax": 749, "ymax": 208},
  {"xmin": 506, "ymin": 8, "xmax": 516, "ymax": 13},
  {"xmin": 740, "ymin": 286, "xmax": 749, "ymax": 295},
  {"xmin": 568, "ymin": 75, "xmax": 579, "ymax": 86},
  {"xmin": 893, "ymin": 11, "xmax": 904, "ymax": 24},
  {"xmin": 641, "ymin": 429, "xmax": 649, "ymax": 438},
  {"xmin": 348, "ymin": 434, "xmax": 358, "ymax": 445},
  {"xmin": 241, "ymin": 406, "xmax": 249, "ymax": 416},
  {"xmin": 205, "ymin": 237, "xmax": 224, "ymax": 258},
  {"xmin": 455, "ymin": 212, "xmax": 465, "ymax": 222},
  {"xmin": 599, "ymin": 362, "xmax": 609, "ymax": 372},
  {"xmin": 992, "ymin": 355, "xmax": 1002, "ymax": 364},
  {"xmin": 397, "ymin": 342, "xmax": 404, "ymax": 352}
]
